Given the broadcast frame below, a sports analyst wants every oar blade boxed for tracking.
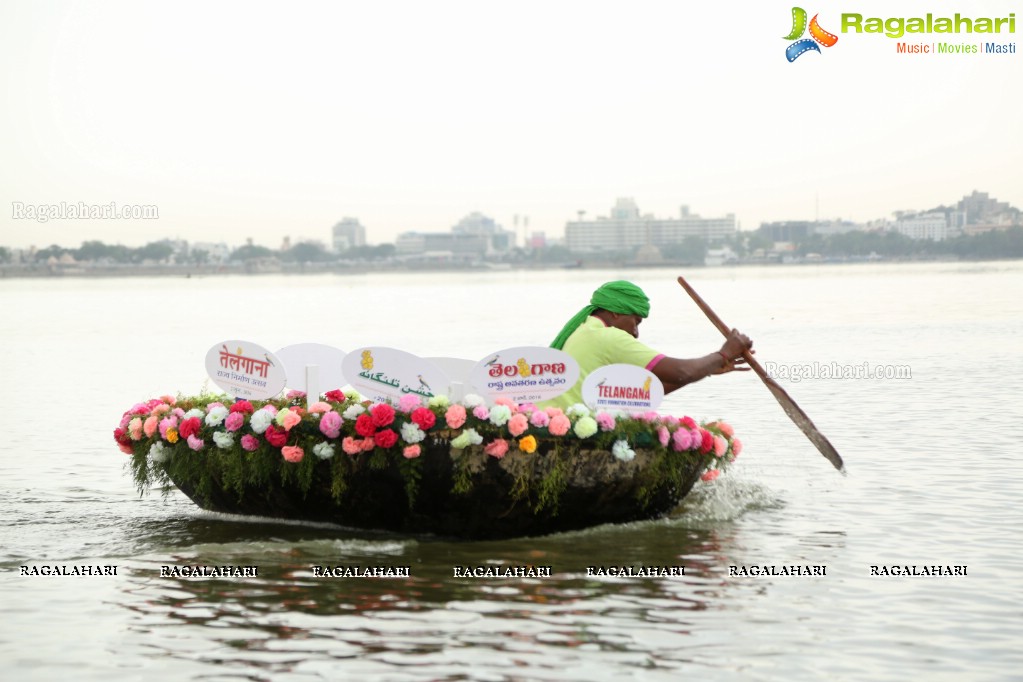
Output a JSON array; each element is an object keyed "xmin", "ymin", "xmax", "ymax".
[{"xmin": 762, "ymin": 376, "xmax": 845, "ymax": 472}]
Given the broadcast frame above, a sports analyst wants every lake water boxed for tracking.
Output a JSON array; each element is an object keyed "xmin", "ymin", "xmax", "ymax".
[{"xmin": 1, "ymin": 262, "xmax": 1021, "ymax": 681}]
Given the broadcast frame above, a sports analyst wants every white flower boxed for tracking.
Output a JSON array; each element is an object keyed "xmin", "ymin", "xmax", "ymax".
[
  {"xmin": 342, "ymin": 403, "xmax": 366, "ymax": 420},
  {"xmin": 312, "ymin": 442, "xmax": 335, "ymax": 460},
  {"xmin": 450, "ymin": 428, "xmax": 483, "ymax": 449},
  {"xmin": 488, "ymin": 404, "xmax": 512, "ymax": 427},
  {"xmin": 250, "ymin": 409, "xmax": 274, "ymax": 434},
  {"xmin": 183, "ymin": 408, "xmax": 205, "ymax": 421},
  {"xmin": 566, "ymin": 403, "xmax": 591, "ymax": 419},
  {"xmin": 212, "ymin": 431, "xmax": 234, "ymax": 449},
  {"xmin": 462, "ymin": 393, "xmax": 485, "ymax": 408},
  {"xmin": 400, "ymin": 422, "xmax": 425, "ymax": 444},
  {"xmin": 612, "ymin": 439, "xmax": 635, "ymax": 462},
  {"xmin": 205, "ymin": 405, "xmax": 229, "ymax": 427},
  {"xmin": 427, "ymin": 394, "xmax": 450, "ymax": 409},
  {"xmin": 149, "ymin": 441, "xmax": 169, "ymax": 463}
]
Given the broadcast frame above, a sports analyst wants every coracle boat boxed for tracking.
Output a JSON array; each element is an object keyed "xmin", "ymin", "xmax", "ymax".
[{"xmin": 115, "ymin": 391, "xmax": 742, "ymax": 540}]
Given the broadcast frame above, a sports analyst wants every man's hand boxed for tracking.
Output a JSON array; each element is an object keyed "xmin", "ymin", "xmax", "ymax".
[{"xmin": 715, "ymin": 329, "xmax": 753, "ymax": 374}]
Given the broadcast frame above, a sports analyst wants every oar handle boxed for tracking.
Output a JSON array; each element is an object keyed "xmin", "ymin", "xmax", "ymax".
[{"xmin": 677, "ymin": 275, "xmax": 765, "ymax": 375}]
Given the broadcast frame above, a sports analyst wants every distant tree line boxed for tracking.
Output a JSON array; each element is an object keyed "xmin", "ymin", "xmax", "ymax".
[{"xmin": 794, "ymin": 226, "xmax": 1023, "ymax": 259}]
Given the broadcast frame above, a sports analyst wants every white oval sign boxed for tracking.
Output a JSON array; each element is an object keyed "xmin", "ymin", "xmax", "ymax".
[
  {"xmin": 205, "ymin": 339, "xmax": 287, "ymax": 400},
  {"xmin": 468, "ymin": 346, "xmax": 579, "ymax": 404},
  {"xmin": 341, "ymin": 347, "xmax": 451, "ymax": 404},
  {"xmin": 581, "ymin": 364, "xmax": 664, "ymax": 413},
  {"xmin": 276, "ymin": 343, "xmax": 347, "ymax": 398}
]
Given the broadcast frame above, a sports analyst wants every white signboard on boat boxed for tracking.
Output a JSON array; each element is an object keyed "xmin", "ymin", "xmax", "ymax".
[
  {"xmin": 205, "ymin": 339, "xmax": 287, "ymax": 400},
  {"xmin": 275, "ymin": 343, "xmax": 347, "ymax": 400},
  {"xmin": 468, "ymin": 346, "xmax": 579, "ymax": 404},
  {"xmin": 581, "ymin": 364, "xmax": 663, "ymax": 413},
  {"xmin": 341, "ymin": 347, "xmax": 450, "ymax": 404}
]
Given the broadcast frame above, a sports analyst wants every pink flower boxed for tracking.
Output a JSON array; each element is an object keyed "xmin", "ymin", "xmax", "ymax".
[
  {"xmin": 224, "ymin": 412, "xmax": 244, "ymax": 432},
  {"xmin": 128, "ymin": 417, "xmax": 143, "ymax": 441},
  {"xmin": 360, "ymin": 438, "xmax": 376, "ymax": 452},
  {"xmin": 281, "ymin": 445, "xmax": 304, "ymax": 463},
  {"xmin": 159, "ymin": 395, "xmax": 177, "ymax": 405},
  {"xmin": 660, "ymin": 415, "xmax": 679, "ymax": 426},
  {"xmin": 342, "ymin": 437, "xmax": 362, "ymax": 456},
  {"xmin": 595, "ymin": 411, "xmax": 616, "ymax": 431},
  {"xmin": 397, "ymin": 394, "xmax": 422, "ymax": 413},
  {"xmin": 229, "ymin": 400, "xmax": 254, "ymax": 414},
  {"xmin": 159, "ymin": 416, "xmax": 178, "ymax": 440},
  {"xmin": 282, "ymin": 410, "xmax": 302, "ymax": 431},
  {"xmin": 494, "ymin": 397, "xmax": 515, "ymax": 409},
  {"xmin": 286, "ymin": 389, "xmax": 306, "ymax": 400},
  {"xmin": 671, "ymin": 428, "xmax": 692, "ymax": 452},
  {"xmin": 374, "ymin": 429, "xmax": 398, "ymax": 449},
  {"xmin": 548, "ymin": 414, "xmax": 570, "ymax": 437},
  {"xmin": 529, "ymin": 410, "xmax": 549, "ymax": 428},
  {"xmin": 471, "ymin": 404, "xmax": 489, "ymax": 421},
  {"xmin": 411, "ymin": 407, "xmax": 436, "ymax": 430},
  {"xmin": 656, "ymin": 425, "xmax": 670, "ymax": 447},
  {"xmin": 640, "ymin": 411, "xmax": 659, "ymax": 422},
  {"xmin": 403, "ymin": 444, "xmax": 421, "ymax": 459},
  {"xmin": 370, "ymin": 403, "xmax": 396, "ymax": 428},
  {"xmin": 319, "ymin": 411, "xmax": 342, "ymax": 439},
  {"xmin": 701, "ymin": 469, "xmax": 720, "ymax": 482},
  {"xmin": 262, "ymin": 404, "xmax": 278, "ymax": 416},
  {"xmin": 152, "ymin": 404, "xmax": 170, "ymax": 416},
  {"xmin": 446, "ymin": 404, "xmax": 468, "ymax": 429},
  {"xmin": 484, "ymin": 439, "xmax": 509, "ymax": 459},
  {"xmin": 187, "ymin": 434, "xmax": 204, "ymax": 451},
  {"xmin": 713, "ymin": 435, "xmax": 728, "ymax": 457},
  {"xmin": 205, "ymin": 402, "xmax": 224, "ymax": 412},
  {"xmin": 307, "ymin": 401, "xmax": 332, "ymax": 414},
  {"xmin": 240, "ymin": 434, "xmax": 260, "ymax": 451},
  {"xmin": 508, "ymin": 414, "xmax": 529, "ymax": 437},
  {"xmin": 732, "ymin": 437, "xmax": 743, "ymax": 457},
  {"xmin": 713, "ymin": 421, "xmax": 735, "ymax": 438},
  {"xmin": 545, "ymin": 407, "xmax": 565, "ymax": 418},
  {"xmin": 143, "ymin": 415, "xmax": 159, "ymax": 438}
]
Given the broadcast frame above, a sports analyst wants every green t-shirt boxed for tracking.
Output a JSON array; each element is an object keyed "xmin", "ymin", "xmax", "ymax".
[{"xmin": 545, "ymin": 316, "xmax": 665, "ymax": 409}]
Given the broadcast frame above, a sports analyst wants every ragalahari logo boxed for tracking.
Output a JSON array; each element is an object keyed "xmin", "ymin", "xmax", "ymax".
[{"xmin": 784, "ymin": 7, "xmax": 838, "ymax": 61}]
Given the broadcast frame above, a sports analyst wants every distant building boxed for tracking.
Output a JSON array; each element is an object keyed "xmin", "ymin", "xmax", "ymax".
[
  {"xmin": 394, "ymin": 212, "xmax": 514, "ymax": 260},
  {"xmin": 332, "ymin": 218, "xmax": 367, "ymax": 253},
  {"xmin": 892, "ymin": 212, "xmax": 957, "ymax": 241},
  {"xmin": 189, "ymin": 242, "xmax": 232, "ymax": 263},
  {"xmin": 565, "ymin": 199, "xmax": 736, "ymax": 253}
]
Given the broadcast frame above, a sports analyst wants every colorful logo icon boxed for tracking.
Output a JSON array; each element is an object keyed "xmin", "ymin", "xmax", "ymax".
[{"xmin": 784, "ymin": 7, "xmax": 838, "ymax": 62}]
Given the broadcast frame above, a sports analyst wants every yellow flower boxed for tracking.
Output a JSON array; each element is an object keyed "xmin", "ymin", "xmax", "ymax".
[
  {"xmin": 518, "ymin": 435, "xmax": 537, "ymax": 454},
  {"xmin": 166, "ymin": 428, "xmax": 179, "ymax": 443}
]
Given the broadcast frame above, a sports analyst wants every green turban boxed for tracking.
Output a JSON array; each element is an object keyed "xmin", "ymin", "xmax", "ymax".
[{"xmin": 550, "ymin": 280, "xmax": 651, "ymax": 349}]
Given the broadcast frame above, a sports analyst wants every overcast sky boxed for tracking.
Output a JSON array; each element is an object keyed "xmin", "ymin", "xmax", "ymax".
[{"xmin": 1, "ymin": 0, "xmax": 1019, "ymax": 249}]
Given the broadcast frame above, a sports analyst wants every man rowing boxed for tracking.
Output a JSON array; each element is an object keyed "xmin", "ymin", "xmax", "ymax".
[{"xmin": 544, "ymin": 280, "xmax": 752, "ymax": 409}]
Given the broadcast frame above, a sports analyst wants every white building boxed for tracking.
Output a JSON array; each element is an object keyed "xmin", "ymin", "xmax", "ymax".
[
  {"xmin": 892, "ymin": 212, "xmax": 961, "ymax": 241},
  {"xmin": 565, "ymin": 199, "xmax": 736, "ymax": 252},
  {"xmin": 332, "ymin": 218, "xmax": 367, "ymax": 252}
]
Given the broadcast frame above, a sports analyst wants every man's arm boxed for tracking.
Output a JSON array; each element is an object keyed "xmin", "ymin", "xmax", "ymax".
[{"xmin": 650, "ymin": 329, "xmax": 752, "ymax": 394}]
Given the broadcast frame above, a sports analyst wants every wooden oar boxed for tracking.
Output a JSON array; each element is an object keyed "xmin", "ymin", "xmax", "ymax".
[{"xmin": 677, "ymin": 275, "xmax": 845, "ymax": 472}]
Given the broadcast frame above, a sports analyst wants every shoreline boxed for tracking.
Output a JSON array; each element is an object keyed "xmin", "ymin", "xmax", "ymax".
[{"xmin": 0, "ymin": 255, "xmax": 1014, "ymax": 280}]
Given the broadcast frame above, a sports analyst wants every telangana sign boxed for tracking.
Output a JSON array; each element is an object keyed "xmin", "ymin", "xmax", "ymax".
[
  {"xmin": 469, "ymin": 347, "xmax": 579, "ymax": 404},
  {"xmin": 581, "ymin": 364, "xmax": 663, "ymax": 413},
  {"xmin": 205, "ymin": 339, "xmax": 287, "ymax": 400}
]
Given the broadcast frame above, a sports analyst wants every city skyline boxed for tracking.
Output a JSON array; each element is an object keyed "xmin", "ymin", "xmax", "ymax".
[{"xmin": 1, "ymin": 1, "xmax": 1020, "ymax": 250}]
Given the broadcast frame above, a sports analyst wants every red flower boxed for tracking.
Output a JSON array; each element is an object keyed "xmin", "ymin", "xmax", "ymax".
[
  {"xmin": 701, "ymin": 469, "xmax": 720, "ymax": 482},
  {"xmin": 681, "ymin": 416, "xmax": 697, "ymax": 430},
  {"xmin": 373, "ymin": 428, "xmax": 398, "ymax": 449},
  {"xmin": 410, "ymin": 407, "xmax": 436, "ymax": 431},
  {"xmin": 265, "ymin": 424, "xmax": 288, "ymax": 447},
  {"xmin": 113, "ymin": 427, "xmax": 130, "ymax": 446},
  {"xmin": 699, "ymin": 429, "xmax": 713, "ymax": 454},
  {"xmin": 355, "ymin": 414, "xmax": 376, "ymax": 438},
  {"xmin": 370, "ymin": 403, "xmax": 395, "ymax": 428},
  {"xmin": 324, "ymin": 389, "xmax": 346, "ymax": 402},
  {"xmin": 230, "ymin": 400, "xmax": 254, "ymax": 414},
  {"xmin": 179, "ymin": 417, "xmax": 202, "ymax": 439}
]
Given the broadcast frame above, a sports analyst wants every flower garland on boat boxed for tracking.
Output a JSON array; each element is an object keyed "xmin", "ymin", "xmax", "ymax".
[{"xmin": 115, "ymin": 389, "xmax": 742, "ymax": 513}]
